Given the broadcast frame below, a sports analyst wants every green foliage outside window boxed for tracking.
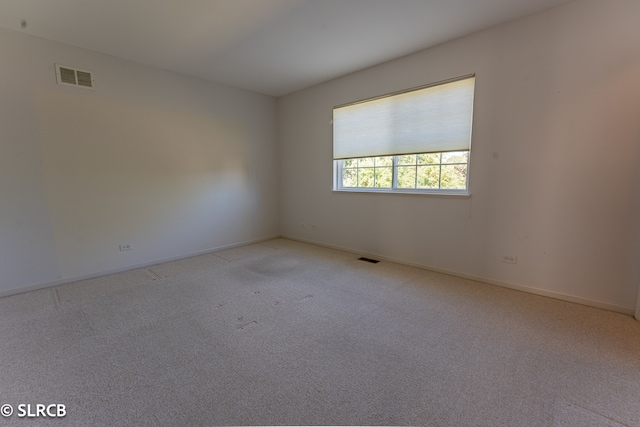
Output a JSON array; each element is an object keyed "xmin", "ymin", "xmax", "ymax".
[{"xmin": 340, "ymin": 151, "xmax": 468, "ymax": 191}]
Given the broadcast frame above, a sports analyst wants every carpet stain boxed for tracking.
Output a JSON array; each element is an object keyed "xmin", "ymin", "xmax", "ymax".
[
  {"xmin": 553, "ymin": 400, "xmax": 629, "ymax": 426},
  {"xmin": 237, "ymin": 320, "xmax": 258, "ymax": 330},
  {"xmin": 146, "ymin": 268, "xmax": 164, "ymax": 280},
  {"xmin": 53, "ymin": 288, "xmax": 61, "ymax": 308}
]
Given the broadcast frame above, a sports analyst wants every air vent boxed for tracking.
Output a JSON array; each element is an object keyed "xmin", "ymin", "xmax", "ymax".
[
  {"xmin": 76, "ymin": 70, "xmax": 93, "ymax": 88},
  {"xmin": 55, "ymin": 64, "xmax": 95, "ymax": 89},
  {"xmin": 59, "ymin": 66, "xmax": 76, "ymax": 85}
]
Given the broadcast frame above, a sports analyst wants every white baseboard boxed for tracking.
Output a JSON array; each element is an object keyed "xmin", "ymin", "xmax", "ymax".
[
  {"xmin": 4, "ymin": 233, "xmax": 635, "ymax": 318},
  {"xmin": 282, "ymin": 235, "xmax": 636, "ymax": 317},
  {"xmin": 0, "ymin": 235, "xmax": 281, "ymax": 299}
]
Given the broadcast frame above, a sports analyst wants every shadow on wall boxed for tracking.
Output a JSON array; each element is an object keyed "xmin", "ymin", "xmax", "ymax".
[{"xmin": 33, "ymin": 88, "xmax": 251, "ymax": 277}]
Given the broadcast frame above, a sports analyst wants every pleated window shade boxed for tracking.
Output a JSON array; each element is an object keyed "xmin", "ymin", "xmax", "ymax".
[{"xmin": 333, "ymin": 75, "xmax": 475, "ymax": 160}]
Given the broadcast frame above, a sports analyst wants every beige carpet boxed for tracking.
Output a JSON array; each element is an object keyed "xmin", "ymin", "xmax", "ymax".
[{"xmin": 0, "ymin": 238, "xmax": 639, "ymax": 426}]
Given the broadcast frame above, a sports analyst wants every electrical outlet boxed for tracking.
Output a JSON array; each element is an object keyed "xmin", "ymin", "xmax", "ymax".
[
  {"xmin": 301, "ymin": 223, "xmax": 306, "ymax": 229},
  {"xmin": 502, "ymin": 255, "xmax": 517, "ymax": 264},
  {"xmin": 119, "ymin": 244, "xmax": 132, "ymax": 251}
]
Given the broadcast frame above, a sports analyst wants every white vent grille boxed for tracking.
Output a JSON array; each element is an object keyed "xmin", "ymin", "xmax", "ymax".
[
  {"xmin": 55, "ymin": 64, "xmax": 95, "ymax": 89},
  {"xmin": 76, "ymin": 70, "xmax": 93, "ymax": 88}
]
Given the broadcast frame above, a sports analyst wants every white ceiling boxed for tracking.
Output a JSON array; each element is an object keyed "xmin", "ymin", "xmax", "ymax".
[{"xmin": 0, "ymin": 0, "xmax": 574, "ymax": 97}]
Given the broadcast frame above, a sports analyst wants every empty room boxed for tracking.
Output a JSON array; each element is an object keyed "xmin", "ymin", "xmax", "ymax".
[{"xmin": 1, "ymin": 0, "xmax": 639, "ymax": 425}]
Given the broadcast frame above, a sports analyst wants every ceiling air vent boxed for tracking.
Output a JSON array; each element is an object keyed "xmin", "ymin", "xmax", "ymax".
[{"xmin": 55, "ymin": 64, "xmax": 95, "ymax": 89}]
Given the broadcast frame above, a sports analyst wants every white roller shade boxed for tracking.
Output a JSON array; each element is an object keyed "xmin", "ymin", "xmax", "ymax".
[{"xmin": 333, "ymin": 76, "xmax": 475, "ymax": 160}]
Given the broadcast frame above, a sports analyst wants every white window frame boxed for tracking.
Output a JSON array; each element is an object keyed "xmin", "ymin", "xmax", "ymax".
[
  {"xmin": 332, "ymin": 75, "xmax": 475, "ymax": 196},
  {"xmin": 334, "ymin": 151, "xmax": 471, "ymax": 196}
]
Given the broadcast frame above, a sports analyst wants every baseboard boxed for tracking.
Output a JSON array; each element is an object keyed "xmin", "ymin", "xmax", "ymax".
[
  {"xmin": 0, "ymin": 234, "xmax": 281, "ymax": 299},
  {"xmin": 282, "ymin": 235, "xmax": 636, "ymax": 317},
  {"xmin": 5, "ymin": 233, "xmax": 635, "ymax": 318}
]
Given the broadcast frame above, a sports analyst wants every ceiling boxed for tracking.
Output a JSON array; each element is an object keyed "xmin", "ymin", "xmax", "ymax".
[{"xmin": 0, "ymin": 0, "xmax": 574, "ymax": 97}]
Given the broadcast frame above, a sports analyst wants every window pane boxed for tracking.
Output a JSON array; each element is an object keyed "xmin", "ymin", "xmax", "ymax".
[
  {"xmin": 417, "ymin": 165, "xmax": 440, "ymax": 188},
  {"xmin": 343, "ymin": 158, "xmax": 357, "ymax": 168},
  {"xmin": 397, "ymin": 166, "xmax": 416, "ymax": 188},
  {"xmin": 359, "ymin": 168, "xmax": 375, "ymax": 187},
  {"xmin": 417, "ymin": 153, "xmax": 440, "ymax": 165},
  {"xmin": 358, "ymin": 157, "xmax": 374, "ymax": 167},
  {"xmin": 398, "ymin": 155, "xmax": 417, "ymax": 166},
  {"xmin": 375, "ymin": 156, "xmax": 393, "ymax": 167},
  {"xmin": 442, "ymin": 151, "xmax": 469, "ymax": 164},
  {"xmin": 375, "ymin": 167, "xmax": 392, "ymax": 188},
  {"xmin": 342, "ymin": 168, "xmax": 357, "ymax": 187},
  {"xmin": 336, "ymin": 150, "xmax": 469, "ymax": 192},
  {"xmin": 441, "ymin": 164, "xmax": 467, "ymax": 189}
]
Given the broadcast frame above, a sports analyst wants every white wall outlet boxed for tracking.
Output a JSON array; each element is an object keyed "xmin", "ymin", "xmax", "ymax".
[
  {"xmin": 119, "ymin": 244, "xmax": 132, "ymax": 251},
  {"xmin": 502, "ymin": 255, "xmax": 517, "ymax": 264}
]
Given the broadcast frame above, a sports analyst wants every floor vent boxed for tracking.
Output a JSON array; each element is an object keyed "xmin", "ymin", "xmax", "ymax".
[
  {"xmin": 55, "ymin": 64, "xmax": 95, "ymax": 89},
  {"xmin": 358, "ymin": 257, "xmax": 380, "ymax": 264}
]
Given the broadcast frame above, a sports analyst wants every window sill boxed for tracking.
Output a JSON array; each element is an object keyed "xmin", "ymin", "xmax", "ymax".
[{"xmin": 332, "ymin": 188, "xmax": 470, "ymax": 198}]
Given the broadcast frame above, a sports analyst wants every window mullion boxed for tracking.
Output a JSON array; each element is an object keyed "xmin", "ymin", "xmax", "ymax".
[
  {"xmin": 373, "ymin": 157, "xmax": 377, "ymax": 188},
  {"xmin": 438, "ymin": 153, "xmax": 443, "ymax": 189},
  {"xmin": 392, "ymin": 156, "xmax": 399, "ymax": 189}
]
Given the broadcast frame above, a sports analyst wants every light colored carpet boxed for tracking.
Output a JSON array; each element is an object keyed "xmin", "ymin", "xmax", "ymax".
[{"xmin": 0, "ymin": 238, "xmax": 639, "ymax": 426}]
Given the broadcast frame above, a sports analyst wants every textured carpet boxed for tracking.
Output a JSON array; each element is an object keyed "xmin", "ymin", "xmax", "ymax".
[{"xmin": 0, "ymin": 238, "xmax": 639, "ymax": 426}]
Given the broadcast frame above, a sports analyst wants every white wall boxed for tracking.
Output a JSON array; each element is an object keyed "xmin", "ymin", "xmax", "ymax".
[
  {"xmin": 278, "ymin": 0, "xmax": 640, "ymax": 314},
  {"xmin": 0, "ymin": 28, "xmax": 279, "ymax": 295}
]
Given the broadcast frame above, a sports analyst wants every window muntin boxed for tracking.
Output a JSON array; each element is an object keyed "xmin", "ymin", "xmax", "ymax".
[
  {"xmin": 333, "ymin": 75, "xmax": 474, "ymax": 195},
  {"xmin": 342, "ymin": 156, "xmax": 393, "ymax": 188}
]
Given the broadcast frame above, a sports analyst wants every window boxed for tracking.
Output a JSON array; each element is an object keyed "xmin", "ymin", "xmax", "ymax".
[
  {"xmin": 333, "ymin": 75, "xmax": 475, "ymax": 194},
  {"xmin": 339, "ymin": 151, "xmax": 469, "ymax": 190}
]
